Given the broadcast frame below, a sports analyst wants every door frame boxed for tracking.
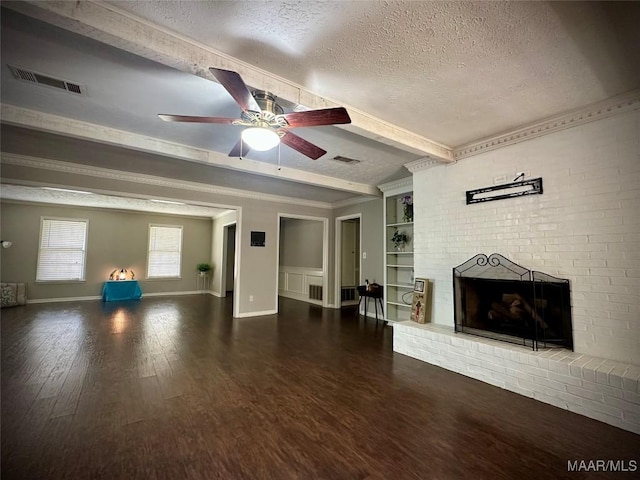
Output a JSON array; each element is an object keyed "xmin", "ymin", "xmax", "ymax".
[
  {"xmin": 334, "ymin": 213, "xmax": 362, "ymax": 308},
  {"xmin": 276, "ymin": 213, "xmax": 329, "ymax": 309}
]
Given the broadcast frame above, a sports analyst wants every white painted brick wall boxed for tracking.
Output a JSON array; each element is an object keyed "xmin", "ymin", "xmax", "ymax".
[
  {"xmin": 394, "ymin": 322, "xmax": 640, "ymax": 434},
  {"xmin": 413, "ymin": 109, "xmax": 640, "ymax": 365}
]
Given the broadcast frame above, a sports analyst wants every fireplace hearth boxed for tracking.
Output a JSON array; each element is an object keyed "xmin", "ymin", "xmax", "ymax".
[{"xmin": 453, "ymin": 254, "xmax": 572, "ymax": 350}]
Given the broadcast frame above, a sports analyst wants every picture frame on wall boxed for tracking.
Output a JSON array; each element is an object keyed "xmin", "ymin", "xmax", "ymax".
[{"xmin": 250, "ymin": 231, "xmax": 265, "ymax": 247}]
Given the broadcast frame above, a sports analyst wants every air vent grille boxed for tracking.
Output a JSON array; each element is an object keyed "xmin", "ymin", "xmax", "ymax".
[
  {"xmin": 8, "ymin": 65, "xmax": 84, "ymax": 95},
  {"xmin": 332, "ymin": 155, "xmax": 361, "ymax": 165}
]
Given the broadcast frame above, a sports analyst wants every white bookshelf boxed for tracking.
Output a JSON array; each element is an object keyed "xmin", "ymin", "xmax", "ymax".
[{"xmin": 379, "ymin": 179, "xmax": 414, "ymax": 323}]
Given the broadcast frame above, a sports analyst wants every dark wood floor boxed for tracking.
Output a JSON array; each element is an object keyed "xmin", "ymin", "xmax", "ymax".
[{"xmin": 1, "ymin": 296, "xmax": 638, "ymax": 479}]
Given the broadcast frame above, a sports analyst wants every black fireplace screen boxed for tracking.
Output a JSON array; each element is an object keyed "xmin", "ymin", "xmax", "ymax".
[{"xmin": 453, "ymin": 254, "xmax": 573, "ymax": 351}]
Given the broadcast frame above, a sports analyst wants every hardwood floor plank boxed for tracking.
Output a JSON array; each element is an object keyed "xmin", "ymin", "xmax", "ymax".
[{"xmin": 2, "ymin": 295, "xmax": 638, "ymax": 479}]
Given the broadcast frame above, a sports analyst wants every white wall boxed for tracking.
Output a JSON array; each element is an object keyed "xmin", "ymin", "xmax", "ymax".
[{"xmin": 413, "ymin": 110, "xmax": 640, "ymax": 365}]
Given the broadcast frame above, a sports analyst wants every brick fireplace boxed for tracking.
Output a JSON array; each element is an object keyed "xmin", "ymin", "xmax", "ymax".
[
  {"xmin": 453, "ymin": 253, "xmax": 573, "ymax": 351},
  {"xmin": 394, "ymin": 108, "xmax": 640, "ymax": 434}
]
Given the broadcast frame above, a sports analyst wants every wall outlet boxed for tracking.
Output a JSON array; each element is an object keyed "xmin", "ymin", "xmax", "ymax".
[
  {"xmin": 249, "ymin": 295, "xmax": 254, "ymax": 302},
  {"xmin": 362, "ymin": 252, "xmax": 367, "ymax": 259}
]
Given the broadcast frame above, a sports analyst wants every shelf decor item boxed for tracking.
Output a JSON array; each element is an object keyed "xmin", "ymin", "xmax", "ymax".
[
  {"xmin": 391, "ymin": 230, "xmax": 409, "ymax": 251},
  {"xmin": 197, "ymin": 263, "xmax": 212, "ymax": 276},
  {"xmin": 400, "ymin": 195, "xmax": 413, "ymax": 222}
]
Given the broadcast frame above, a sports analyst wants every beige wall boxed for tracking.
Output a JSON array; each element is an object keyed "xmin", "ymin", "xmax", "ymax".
[
  {"xmin": 0, "ymin": 160, "xmax": 351, "ymax": 314},
  {"xmin": 279, "ymin": 218, "xmax": 323, "ymax": 268},
  {"xmin": 0, "ymin": 202, "xmax": 213, "ymax": 300}
]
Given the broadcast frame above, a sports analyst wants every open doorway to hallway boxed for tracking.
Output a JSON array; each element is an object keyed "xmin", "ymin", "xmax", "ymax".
[
  {"xmin": 219, "ymin": 223, "xmax": 236, "ymax": 298},
  {"xmin": 335, "ymin": 214, "xmax": 362, "ymax": 308}
]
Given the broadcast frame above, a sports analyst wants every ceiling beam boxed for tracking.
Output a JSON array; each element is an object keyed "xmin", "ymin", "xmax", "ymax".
[
  {"xmin": 1, "ymin": 104, "xmax": 380, "ymax": 196},
  {"xmin": 4, "ymin": 0, "xmax": 454, "ymax": 162}
]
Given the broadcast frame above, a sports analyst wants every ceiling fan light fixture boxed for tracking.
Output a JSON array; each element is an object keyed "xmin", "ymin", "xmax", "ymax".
[{"xmin": 241, "ymin": 127, "xmax": 280, "ymax": 151}]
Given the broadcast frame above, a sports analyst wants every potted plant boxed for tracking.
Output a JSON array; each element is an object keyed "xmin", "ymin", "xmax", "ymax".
[
  {"xmin": 197, "ymin": 263, "xmax": 212, "ymax": 276},
  {"xmin": 391, "ymin": 230, "xmax": 409, "ymax": 251}
]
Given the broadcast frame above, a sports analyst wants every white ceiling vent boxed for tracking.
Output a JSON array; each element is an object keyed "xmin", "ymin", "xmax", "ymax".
[
  {"xmin": 332, "ymin": 155, "xmax": 361, "ymax": 165},
  {"xmin": 8, "ymin": 65, "xmax": 85, "ymax": 95}
]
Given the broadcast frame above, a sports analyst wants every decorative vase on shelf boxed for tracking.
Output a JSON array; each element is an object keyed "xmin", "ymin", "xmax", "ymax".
[
  {"xmin": 395, "ymin": 244, "xmax": 405, "ymax": 252},
  {"xmin": 400, "ymin": 195, "xmax": 413, "ymax": 223}
]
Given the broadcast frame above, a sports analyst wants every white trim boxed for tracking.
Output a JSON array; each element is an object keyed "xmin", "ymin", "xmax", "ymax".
[
  {"xmin": 211, "ymin": 290, "xmax": 222, "ymax": 297},
  {"xmin": 453, "ymin": 89, "xmax": 640, "ymax": 161},
  {"xmin": 404, "ymin": 158, "xmax": 442, "ymax": 173},
  {"xmin": 276, "ymin": 213, "xmax": 330, "ymax": 309},
  {"xmin": 233, "ymin": 207, "xmax": 242, "ymax": 318},
  {"xmin": 142, "ymin": 290, "xmax": 201, "ymax": 297},
  {"xmin": 27, "ymin": 295, "xmax": 102, "ymax": 304},
  {"xmin": 234, "ymin": 309, "xmax": 278, "ymax": 318},
  {"xmin": 334, "ymin": 213, "xmax": 362, "ymax": 308},
  {"xmin": 377, "ymin": 177, "xmax": 413, "ymax": 194},
  {"xmin": 0, "ymin": 152, "xmax": 335, "ymax": 209}
]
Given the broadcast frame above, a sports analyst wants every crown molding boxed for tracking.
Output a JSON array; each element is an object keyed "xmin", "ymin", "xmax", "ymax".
[
  {"xmin": 0, "ymin": 153, "xmax": 334, "ymax": 210},
  {"xmin": 453, "ymin": 90, "xmax": 640, "ymax": 161},
  {"xmin": 377, "ymin": 177, "xmax": 413, "ymax": 193},
  {"xmin": 404, "ymin": 157, "xmax": 443, "ymax": 173}
]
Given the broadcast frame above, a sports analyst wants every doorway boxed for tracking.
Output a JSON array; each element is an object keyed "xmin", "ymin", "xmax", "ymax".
[
  {"xmin": 276, "ymin": 214, "xmax": 329, "ymax": 308},
  {"xmin": 335, "ymin": 214, "xmax": 362, "ymax": 307},
  {"xmin": 220, "ymin": 223, "xmax": 236, "ymax": 297}
]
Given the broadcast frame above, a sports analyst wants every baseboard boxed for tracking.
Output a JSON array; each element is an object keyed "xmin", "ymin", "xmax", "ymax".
[
  {"xmin": 278, "ymin": 290, "xmax": 323, "ymax": 306},
  {"xmin": 27, "ymin": 295, "xmax": 102, "ymax": 304},
  {"xmin": 143, "ymin": 290, "xmax": 202, "ymax": 297},
  {"xmin": 234, "ymin": 309, "xmax": 278, "ymax": 318},
  {"xmin": 211, "ymin": 290, "xmax": 223, "ymax": 297},
  {"xmin": 26, "ymin": 290, "xmax": 206, "ymax": 303}
]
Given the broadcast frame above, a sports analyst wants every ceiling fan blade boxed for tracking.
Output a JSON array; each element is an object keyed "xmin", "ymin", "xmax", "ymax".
[
  {"xmin": 280, "ymin": 131, "xmax": 326, "ymax": 160},
  {"xmin": 228, "ymin": 139, "xmax": 251, "ymax": 157},
  {"xmin": 158, "ymin": 114, "xmax": 237, "ymax": 124},
  {"xmin": 209, "ymin": 67, "xmax": 261, "ymax": 113},
  {"xmin": 281, "ymin": 107, "xmax": 351, "ymax": 128}
]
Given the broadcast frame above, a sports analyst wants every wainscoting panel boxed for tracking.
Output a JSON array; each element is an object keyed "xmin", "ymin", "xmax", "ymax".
[{"xmin": 279, "ymin": 266, "xmax": 324, "ymax": 306}]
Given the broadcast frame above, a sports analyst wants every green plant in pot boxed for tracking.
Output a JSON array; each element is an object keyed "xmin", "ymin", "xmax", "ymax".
[
  {"xmin": 391, "ymin": 230, "xmax": 409, "ymax": 251},
  {"xmin": 197, "ymin": 263, "xmax": 212, "ymax": 276}
]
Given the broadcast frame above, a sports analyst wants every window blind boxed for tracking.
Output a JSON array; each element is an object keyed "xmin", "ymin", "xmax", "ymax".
[
  {"xmin": 147, "ymin": 225, "xmax": 182, "ymax": 278},
  {"xmin": 36, "ymin": 218, "xmax": 88, "ymax": 281}
]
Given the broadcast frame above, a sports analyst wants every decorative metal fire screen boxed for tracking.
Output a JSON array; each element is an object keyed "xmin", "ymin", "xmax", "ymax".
[{"xmin": 453, "ymin": 254, "xmax": 572, "ymax": 351}]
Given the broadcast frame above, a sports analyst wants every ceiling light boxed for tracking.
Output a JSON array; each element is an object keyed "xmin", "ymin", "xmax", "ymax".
[
  {"xmin": 42, "ymin": 187, "xmax": 93, "ymax": 194},
  {"xmin": 241, "ymin": 127, "xmax": 280, "ymax": 151},
  {"xmin": 149, "ymin": 199, "xmax": 185, "ymax": 205}
]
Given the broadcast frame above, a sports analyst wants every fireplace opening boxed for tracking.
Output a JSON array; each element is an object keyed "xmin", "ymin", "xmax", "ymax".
[{"xmin": 454, "ymin": 254, "xmax": 572, "ymax": 350}]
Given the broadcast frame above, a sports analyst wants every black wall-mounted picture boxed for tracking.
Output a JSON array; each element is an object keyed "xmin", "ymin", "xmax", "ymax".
[
  {"xmin": 251, "ymin": 231, "xmax": 266, "ymax": 247},
  {"xmin": 466, "ymin": 177, "xmax": 543, "ymax": 205}
]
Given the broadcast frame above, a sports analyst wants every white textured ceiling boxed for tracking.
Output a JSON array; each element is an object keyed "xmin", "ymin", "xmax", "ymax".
[
  {"xmin": 0, "ymin": 1, "xmax": 639, "ymax": 207},
  {"xmin": 106, "ymin": 0, "xmax": 640, "ymax": 145}
]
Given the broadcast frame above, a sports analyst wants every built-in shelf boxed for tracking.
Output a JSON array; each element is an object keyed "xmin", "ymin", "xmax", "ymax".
[{"xmin": 381, "ymin": 185, "xmax": 414, "ymax": 323}]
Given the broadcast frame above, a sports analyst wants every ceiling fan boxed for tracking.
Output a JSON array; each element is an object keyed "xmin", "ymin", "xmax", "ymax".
[{"xmin": 158, "ymin": 67, "xmax": 352, "ymax": 160}]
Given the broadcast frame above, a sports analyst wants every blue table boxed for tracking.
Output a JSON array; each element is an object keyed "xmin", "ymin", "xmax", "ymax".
[{"xmin": 102, "ymin": 280, "xmax": 143, "ymax": 301}]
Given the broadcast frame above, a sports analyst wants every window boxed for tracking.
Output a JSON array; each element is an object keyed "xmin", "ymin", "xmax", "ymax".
[
  {"xmin": 147, "ymin": 224, "xmax": 182, "ymax": 278},
  {"xmin": 37, "ymin": 217, "xmax": 88, "ymax": 282}
]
